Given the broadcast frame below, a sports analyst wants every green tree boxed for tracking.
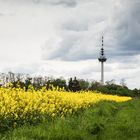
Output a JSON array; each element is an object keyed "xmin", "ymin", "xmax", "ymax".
[
  {"xmin": 68, "ymin": 77, "xmax": 81, "ymax": 92},
  {"xmin": 79, "ymin": 79, "xmax": 89, "ymax": 90}
]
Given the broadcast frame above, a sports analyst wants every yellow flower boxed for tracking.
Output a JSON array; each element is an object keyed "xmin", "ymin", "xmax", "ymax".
[{"xmin": 0, "ymin": 86, "xmax": 132, "ymax": 125}]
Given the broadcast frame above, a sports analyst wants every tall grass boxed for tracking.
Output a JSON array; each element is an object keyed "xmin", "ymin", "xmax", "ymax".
[{"xmin": 1, "ymin": 99, "xmax": 140, "ymax": 140}]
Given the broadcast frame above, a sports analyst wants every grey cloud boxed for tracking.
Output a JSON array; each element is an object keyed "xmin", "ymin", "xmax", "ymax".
[
  {"xmin": 0, "ymin": 12, "xmax": 15, "ymax": 16},
  {"xmin": 32, "ymin": 0, "xmax": 78, "ymax": 7},
  {"xmin": 2, "ymin": 63, "xmax": 39, "ymax": 74},
  {"xmin": 62, "ymin": 20, "xmax": 89, "ymax": 32},
  {"xmin": 41, "ymin": 0, "xmax": 140, "ymax": 61},
  {"xmin": 0, "ymin": 0, "xmax": 140, "ymax": 89},
  {"xmin": 44, "ymin": 0, "xmax": 77, "ymax": 7},
  {"xmin": 42, "ymin": 32, "xmax": 99, "ymax": 61},
  {"xmin": 1, "ymin": 0, "xmax": 89, "ymax": 7},
  {"xmin": 42, "ymin": 0, "xmax": 108, "ymax": 61},
  {"xmin": 0, "ymin": 12, "xmax": 4, "ymax": 16},
  {"xmin": 108, "ymin": 0, "xmax": 140, "ymax": 57}
]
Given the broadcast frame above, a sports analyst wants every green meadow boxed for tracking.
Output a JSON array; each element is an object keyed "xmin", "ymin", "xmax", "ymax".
[{"xmin": 1, "ymin": 99, "xmax": 140, "ymax": 140}]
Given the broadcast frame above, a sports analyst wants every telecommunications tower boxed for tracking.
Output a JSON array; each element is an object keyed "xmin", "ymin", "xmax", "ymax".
[{"xmin": 98, "ymin": 36, "xmax": 107, "ymax": 84}]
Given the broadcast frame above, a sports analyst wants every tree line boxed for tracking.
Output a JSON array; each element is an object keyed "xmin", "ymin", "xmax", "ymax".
[{"xmin": 0, "ymin": 72, "xmax": 140, "ymax": 97}]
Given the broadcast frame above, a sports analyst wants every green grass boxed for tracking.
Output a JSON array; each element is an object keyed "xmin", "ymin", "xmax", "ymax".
[{"xmin": 1, "ymin": 99, "xmax": 140, "ymax": 140}]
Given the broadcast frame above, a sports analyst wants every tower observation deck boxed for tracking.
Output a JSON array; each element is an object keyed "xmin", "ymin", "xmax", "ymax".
[{"xmin": 98, "ymin": 36, "xmax": 107, "ymax": 84}]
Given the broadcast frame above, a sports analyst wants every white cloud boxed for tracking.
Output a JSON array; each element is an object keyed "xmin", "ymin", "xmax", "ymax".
[{"xmin": 0, "ymin": 0, "xmax": 140, "ymax": 89}]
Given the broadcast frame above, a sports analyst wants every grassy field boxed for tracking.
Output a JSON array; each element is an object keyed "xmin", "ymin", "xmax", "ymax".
[{"xmin": 1, "ymin": 99, "xmax": 140, "ymax": 140}]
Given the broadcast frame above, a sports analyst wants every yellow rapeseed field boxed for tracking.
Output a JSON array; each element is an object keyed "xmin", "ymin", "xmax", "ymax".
[{"xmin": 0, "ymin": 86, "xmax": 131, "ymax": 128}]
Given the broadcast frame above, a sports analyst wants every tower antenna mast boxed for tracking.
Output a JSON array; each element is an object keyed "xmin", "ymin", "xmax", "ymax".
[{"xmin": 98, "ymin": 36, "xmax": 107, "ymax": 84}]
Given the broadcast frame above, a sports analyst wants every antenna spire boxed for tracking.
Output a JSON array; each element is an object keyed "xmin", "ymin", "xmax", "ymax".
[{"xmin": 102, "ymin": 36, "xmax": 104, "ymax": 47}]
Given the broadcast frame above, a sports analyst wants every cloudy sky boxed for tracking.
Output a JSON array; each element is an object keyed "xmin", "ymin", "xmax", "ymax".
[{"xmin": 0, "ymin": 0, "xmax": 140, "ymax": 89}]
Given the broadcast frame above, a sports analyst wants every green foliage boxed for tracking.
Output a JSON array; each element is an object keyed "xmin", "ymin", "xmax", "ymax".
[
  {"xmin": 1, "ymin": 99, "xmax": 140, "ymax": 140},
  {"xmin": 78, "ymin": 79, "xmax": 89, "ymax": 91},
  {"xmin": 89, "ymin": 81, "xmax": 140, "ymax": 97},
  {"xmin": 25, "ymin": 78, "xmax": 32, "ymax": 91},
  {"xmin": 68, "ymin": 77, "xmax": 81, "ymax": 92},
  {"xmin": 46, "ymin": 78, "xmax": 67, "ymax": 90},
  {"xmin": 8, "ymin": 76, "xmax": 140, "ymax": 97}
]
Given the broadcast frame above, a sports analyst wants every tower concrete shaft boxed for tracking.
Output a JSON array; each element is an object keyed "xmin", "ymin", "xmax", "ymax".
[{"xmin": 101, "ymin": 62, "xmax": 104, "ymax": 84}]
